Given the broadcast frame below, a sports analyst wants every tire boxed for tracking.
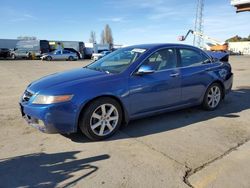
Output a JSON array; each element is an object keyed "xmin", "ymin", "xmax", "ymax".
[
  {"xmin": 27, "ymin": 53, "xmax": 32, "ymax": 60},
  {"xmin": 68, "ymin": 56, "xmax": 74, "ymax": 61},
  {"xmin": 202, "ymin": 83, "xmax": 222, "ymax": 110},
  {"xmin": 11, "ymin": 54, "xmax": 16, "ymax": 60},
  {"xmin": 46, "ymin": 56, "xmax": 52, "ymax": 61},
  {"xmin": 79, "ymin": 97, "xmax": 123, "ymax": 141}
]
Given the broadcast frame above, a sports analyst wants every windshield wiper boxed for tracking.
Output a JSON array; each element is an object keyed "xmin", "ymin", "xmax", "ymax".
[{"xmin": 86, "ymin": 66, "xmax": 110, "ymax": 74}]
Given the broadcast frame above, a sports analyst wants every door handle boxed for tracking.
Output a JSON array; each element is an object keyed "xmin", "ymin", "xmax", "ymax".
[{"xmin": 170, "ymin": 73, "xmax": 179, "ymax": 77}]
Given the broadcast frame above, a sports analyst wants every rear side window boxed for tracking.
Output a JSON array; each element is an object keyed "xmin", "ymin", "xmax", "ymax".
[
  {"xmin": 63, "ymin": 50, "xmax": 70, "ymax": 54},
  {"xmin": 179, "ymin": 49, "xmax": 209, "ymax": 67},
  {"xmin": 142, "ymin": 48, "xmax": 177, "ymax": 71}
]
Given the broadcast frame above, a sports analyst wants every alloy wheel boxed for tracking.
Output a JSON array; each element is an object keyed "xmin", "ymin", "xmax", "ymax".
[
  {"xmin": 90, "ymin": 104, "xmax": 119, "ymax": 136},
  {"xmin": 207, "ymin": 85, "xmax": 221, "ymax": 108}
]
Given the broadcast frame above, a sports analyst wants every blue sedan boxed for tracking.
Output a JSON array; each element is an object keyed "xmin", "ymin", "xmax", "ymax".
[{"xmin": 20, "ymin": 44, "xmax": 233, "ymax": 140}]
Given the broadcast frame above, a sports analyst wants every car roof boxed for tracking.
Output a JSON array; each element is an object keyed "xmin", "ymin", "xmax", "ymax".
[{"xmin": 125, "ymin": 43, "xmax": 199, "ymax": 50}]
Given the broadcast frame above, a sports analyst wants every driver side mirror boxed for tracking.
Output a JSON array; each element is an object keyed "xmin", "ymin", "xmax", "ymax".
[{"xmin": 135, "ymin": 65, "xmax": 155, "ymax": 76}]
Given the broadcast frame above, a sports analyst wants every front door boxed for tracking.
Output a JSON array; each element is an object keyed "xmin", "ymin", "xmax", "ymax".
[{"xmin": 129, "ymin": 48, "xmax": 181, "ymax": 115}]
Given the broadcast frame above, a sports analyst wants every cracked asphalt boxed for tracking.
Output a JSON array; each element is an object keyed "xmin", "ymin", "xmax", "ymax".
[{"xmin": 0, "ymin": 56, "xmax": 249, "ymax": 188}]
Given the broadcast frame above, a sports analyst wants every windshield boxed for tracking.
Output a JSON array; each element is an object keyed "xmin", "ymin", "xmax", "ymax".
[{"xmin": 87, "ymin": 47, "xmax": 147, "ymax": 74}]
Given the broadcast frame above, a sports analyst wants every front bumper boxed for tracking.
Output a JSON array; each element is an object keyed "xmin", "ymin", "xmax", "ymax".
[{"xmin": 20, "ymin": 101, "xmax": 78, "ymax": 134}]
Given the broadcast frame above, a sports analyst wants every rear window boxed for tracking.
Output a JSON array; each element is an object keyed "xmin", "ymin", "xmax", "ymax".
[{"xmin": 179, "ymin": 49, "xmax": 209, "ymax": 67}]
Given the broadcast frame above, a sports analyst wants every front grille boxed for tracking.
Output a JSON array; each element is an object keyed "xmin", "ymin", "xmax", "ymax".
[{"xmin": 22, "ymin": 90, "xmax": 33, "ymax": 102}]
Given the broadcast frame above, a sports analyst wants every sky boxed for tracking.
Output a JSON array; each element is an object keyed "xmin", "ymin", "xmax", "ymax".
[{"xmin": 0, "ymin": 0, "xmax": 249, "ymax": 45}]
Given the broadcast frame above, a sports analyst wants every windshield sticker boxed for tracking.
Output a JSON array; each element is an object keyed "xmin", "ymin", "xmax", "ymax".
[{"xmin": 132, "ymin": 48, "xmax": 146, "ymax": 53}]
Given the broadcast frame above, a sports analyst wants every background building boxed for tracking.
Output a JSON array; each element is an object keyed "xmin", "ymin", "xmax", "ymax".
[
  {"xmin": 231, "ymin": 0, "xmax": 250, "ymax": 12},
  {"xmin": 229, "ymin": 41, "xmax": 250, "ymax": 55}
]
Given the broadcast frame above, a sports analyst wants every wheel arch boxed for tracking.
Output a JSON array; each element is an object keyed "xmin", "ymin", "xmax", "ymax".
[
  {"xmin": 77, "ymin": 95, "xmax": 129, "ymax": 131},
  {"xmin": 46, "ymin": 55, "xmax": 52, "ymax": 60},
  {"xmin": 207, "ymin": 80, "xmax": 226, "ymax": 99}
]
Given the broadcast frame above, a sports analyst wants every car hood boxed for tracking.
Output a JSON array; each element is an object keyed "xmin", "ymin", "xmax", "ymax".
[{"xmin": 28, "ymin": 68, "xmax": 107, "ymax": 93}]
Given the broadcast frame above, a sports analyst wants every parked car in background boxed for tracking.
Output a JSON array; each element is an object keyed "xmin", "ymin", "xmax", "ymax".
[
  {"xmin": 228, "ymin": 50, "xmax": 241, "ymax": 55},
  {"xmin": 92, "ymin": 50, "xmax": 111, "ymax": 61},
  {"xmin": 10, "ymin": 40, "xmax": 50, "ymax": 59},
  {"xmin": 41, "ymin": 49, "xmax": 78, "ymax": 61},
  {"xmin": 85, "ymin": 43, "xmax": 110, "ymax": 58},
  {"xmin": 49, "ymin": 41, "xmax": 85, "ymax": 59},
  {"xmin": 64, "ymin": 48, "xmax": 82, "ymax": 59},
  {"xmin": 0, "ymin": 48, "xmax": 10, "ymax": 58},
  {"xmin": 20, "ymin": 44, "xmax": 233, "ymax": 141},
  {"xmin": 10, "ymin": 48, "xmax": 30, "ymax": 59}
]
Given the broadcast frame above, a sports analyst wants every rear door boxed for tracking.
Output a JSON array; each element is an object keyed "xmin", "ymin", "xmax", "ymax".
[
  {"xmin": 62, "ymin": 50, "xmax": 70, "ymax": 59},
  {"xmin": 129, "ymin": 48, "xmax": 181, "ymax": 115},
  {"xmin": 54, "ymin": 50, "xmax": 63, "ymax": 60},
  {"xmin": 177, "ymin": 47, "xmax": 213, "ymax": 104}
]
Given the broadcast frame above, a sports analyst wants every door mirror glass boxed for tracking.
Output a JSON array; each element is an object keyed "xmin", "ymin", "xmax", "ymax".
[{"xmin": 136, "ymin": 65, "xmax": 155, "ymax": 75}]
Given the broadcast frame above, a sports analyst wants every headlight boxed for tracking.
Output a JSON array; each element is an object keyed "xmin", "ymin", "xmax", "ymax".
[{"xmin": 32, "ymin": 94, "xmax": 73, "ymax": 104}]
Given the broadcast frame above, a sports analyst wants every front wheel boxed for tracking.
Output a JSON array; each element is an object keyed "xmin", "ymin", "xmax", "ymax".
[
  {"xmin": 79, "ymin": 97, "xmax": 122, "ymax": 141},
  {"xmin": 46, "ymin": 56, "xmax": 52, "ymax": 61},
  {"xmin": 203, "ymin": 83, "xmax": 222, "ymax": 110}
]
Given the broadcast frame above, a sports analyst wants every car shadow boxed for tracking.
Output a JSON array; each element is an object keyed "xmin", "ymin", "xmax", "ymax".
[
  {"xmin": 65, "ymin": 87, "xmax": 250, "ymax": 142},
  {"xmin": 0, "ymin": 151, "xmax": 110, "ymax": 188}
]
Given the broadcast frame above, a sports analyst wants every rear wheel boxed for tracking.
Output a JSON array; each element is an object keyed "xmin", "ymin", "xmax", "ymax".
[
  {"xmin": 27, "ymin": 53, "xmax": 32, "ymax": 60},
  {"xmin": 203, "ymin": 83, "xmax": 222, "ymax": 110},
  {"xmin": 68, "ymin": 56, "xmax": 74, "ymax": 61},
  {"xmin": 11, "ymin": 54, "xmax": 16, "ymax": 60},
  {"xmin": 79, "ymin": 97, "xmax": 122, "ymax": 141}
]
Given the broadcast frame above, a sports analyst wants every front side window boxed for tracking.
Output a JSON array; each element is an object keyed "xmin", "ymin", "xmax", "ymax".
[
  {"xmin": 140, "ymin": 48, "xmax": 177, "ymax": 71},
  {"xmin": 179, "ymin": 49, "xmax": 209, "ymax": 67},
  {"xmin": 87, "ymin": 47, "xmax": 147, "ymax": 74},
  {"xmin": 54, "ymin": 50, "xmax": 62, "ymax": 55}
]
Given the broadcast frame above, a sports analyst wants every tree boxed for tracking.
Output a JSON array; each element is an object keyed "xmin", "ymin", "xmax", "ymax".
[
  {"xmin": 100, "ymin": 24, "xmax": 114, "ymax": 48},
  {"xmin": 226, "ymin": 34, "xmax": 250, "ymax": 42},
  {"xmin": 104, "ymin": 24, "xmax": 113, "ymax": 45},
  {"xmin": 89, "ymin": 31, "xmax": 96, "ymax": 43}
]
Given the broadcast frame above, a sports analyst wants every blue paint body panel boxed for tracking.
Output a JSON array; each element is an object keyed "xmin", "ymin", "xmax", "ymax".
[{"xmin": 20, "ymin": 44, "xmax": 233, "ymax": 134}]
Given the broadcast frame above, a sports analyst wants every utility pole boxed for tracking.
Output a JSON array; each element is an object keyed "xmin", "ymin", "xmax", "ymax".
[{"xmin": 193, "ymin": 0, "xmax": 205, "ymax": 48}]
